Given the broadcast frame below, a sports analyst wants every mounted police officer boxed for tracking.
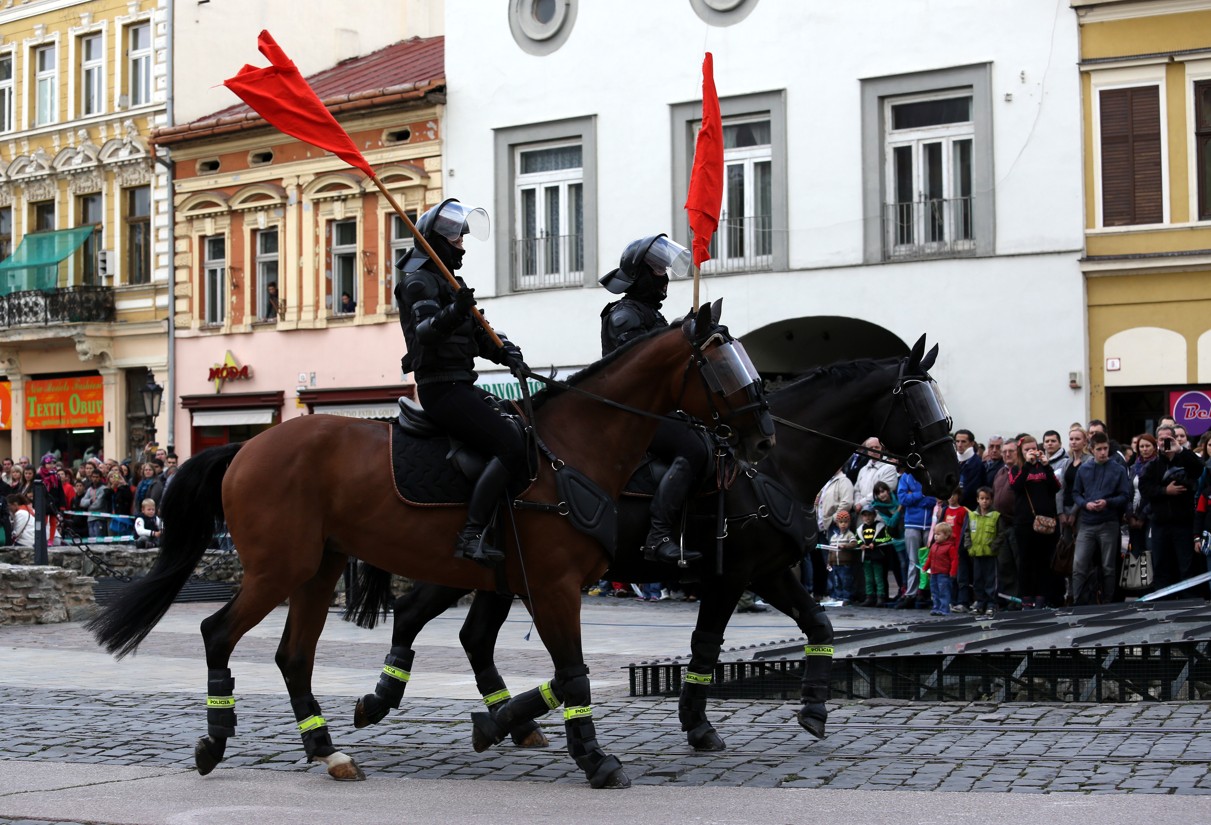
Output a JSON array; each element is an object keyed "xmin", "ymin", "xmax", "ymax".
[
  {"xmin": 600, "ymin": 234, "xmax": 711, "ymax": 566},
  {"xmin": 395, "ymin": 199, "xmax": 528, "ymax": 567}
]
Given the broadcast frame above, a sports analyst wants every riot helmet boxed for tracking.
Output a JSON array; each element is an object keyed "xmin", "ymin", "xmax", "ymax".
[
  {"xmin": 598, "ymin": 234, "xmax": 691, "ymax": 299},
  {"xmin": 397, "ymin": 198, "xmax": 491, "ymax": 274}
]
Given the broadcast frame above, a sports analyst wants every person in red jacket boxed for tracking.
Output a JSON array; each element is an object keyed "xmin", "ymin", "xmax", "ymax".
[{"xmin": 926, "ymin": 521, "xmax": 960, "ymax": 615}]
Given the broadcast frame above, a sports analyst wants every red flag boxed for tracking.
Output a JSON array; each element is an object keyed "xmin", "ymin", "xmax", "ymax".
[
  {"xmin": 223, "ymin": 31, "xmax": 374, "ymax": 177},
  {"xmin": 684, "ymin": 53, "xmax": 724, "ymax": 267}
]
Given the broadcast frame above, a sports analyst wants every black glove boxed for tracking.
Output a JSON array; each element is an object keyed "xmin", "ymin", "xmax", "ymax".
[
  {"xmin": 453, "ymin": 286, "xmax": 477, "ymax": 317},
  {"xmin": 499, "ymin": 337, "xmax": 529, "ymax": 376}
]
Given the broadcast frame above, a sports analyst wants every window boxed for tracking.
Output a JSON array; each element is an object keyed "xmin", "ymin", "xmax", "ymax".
[
  {"xmin": 125, "ymin": 187, "xmax": 150, "ymax": 284},
  {"xmin": 127, "ymin": 23, "xmax": 151, "ymax": 107},
  {"xmin": 495, "ymin": 116, "xmax": 597, "ymax": 293},
  {"xmin": 884, "ymin": 93, "xmax": 975, "ymax": 258},
  {"xmin": 513, "ymin": 141, "xmax": 584, "ymax": 290},
  {"xmin": 203, "ymin": 235, "xmax": 225, "ymax": 324},
  {"xmin": 330, "ymin": 219, "xmax": 357, "ymax": 314},
  {"xmin": 389, "ymin": 212, "xmax": 417, "ymax": 290},
  {"xmin": 0, "ymin": 207, "xmax": 11, "ymax": 261},
  {"xmin": 860, "ymin": 64, "xmax": 994, "ymax": 262},
  {"xmin": 34, "ymin": 44, "xmax": 57, "ymax": 126},
  {"xmin": 689, "ymin": 0, "xmax": 760, "ymax": 26},
  {"xmin": 0, "ymin": 55, "xmax": 13, "ymax": 133},
  {"xmin": 672, "ymin": 91, "xmax": 788, "ymax": 272},
  {"xmin": 508, "ymin": 0, "xmax": 577, "ymax": 55},
  {"xmin": 255, "ymin": 228, "xmax": 278, "ymax": 320},
  {"xmin": 80, "ymin": 34, "xmax": 103, "ymax": 116},
  {"xmin": 78, "ymin": 193, "xmax": 102, "ymax": 286},
  {"xmin": 31, "ymin": 201, "xmax": 55, "ymax": 232},
  {"xmin": 1099, "ymin": 86, "xmax": 1162, "ymax": 227},
  {"xmin": 1198, "ymin": 81, "xmax": 1211, "ymax": 221}
]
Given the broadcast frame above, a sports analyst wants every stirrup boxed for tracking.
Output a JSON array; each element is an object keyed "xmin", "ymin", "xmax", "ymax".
[
  {"xmin": 454, "ymin": 531, "xmax": 505, "ymax": 568},
  {"xmin": 642, "ymin": 536, "xmax": 701, "ymax": 567}
]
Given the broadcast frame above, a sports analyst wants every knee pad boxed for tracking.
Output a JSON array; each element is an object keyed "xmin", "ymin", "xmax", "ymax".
[{"xmin": 206, "ymin": 668, "xmax": 236, "ymax": 739}]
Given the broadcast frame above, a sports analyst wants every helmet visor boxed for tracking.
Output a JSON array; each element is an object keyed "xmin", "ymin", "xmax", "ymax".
[
  {"xmin": 902, "ymin": 380, "xmax": 952, "ymax": 429},
  {"xmin": 431, "ymin": 202, "xmax": 490, "ymax": 242},
  {"xmin": 702, "ymin": 341, "xmax": 762, "ymax": 395},
  {"xmin": 644, "ymin": 236, "xmax": 692, "ymax": 279}
]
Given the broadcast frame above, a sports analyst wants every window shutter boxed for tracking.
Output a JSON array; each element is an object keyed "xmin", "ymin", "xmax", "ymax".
[{"xmin": 1100, "ymin": 86, "xmax": 1162, "ymax": 226}]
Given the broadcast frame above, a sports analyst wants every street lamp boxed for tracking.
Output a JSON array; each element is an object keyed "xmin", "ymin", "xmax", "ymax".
[{"xmin": 140, "ymin": 369, "xmax": 164, "ymax": 449}]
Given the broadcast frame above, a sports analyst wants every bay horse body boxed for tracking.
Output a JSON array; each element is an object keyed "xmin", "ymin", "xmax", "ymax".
[
  {"xmin": 354, "ymin": 336, "xmax": 959, "ymax": 751},
  {"xmin": 87, "ymin": 305, "xmax": 773, "ymax": 788}
]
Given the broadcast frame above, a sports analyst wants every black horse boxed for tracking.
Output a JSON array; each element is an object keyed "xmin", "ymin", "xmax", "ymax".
[{"xmin": 351, "ymin": 335, "xmax": 958, "ymax": 751}]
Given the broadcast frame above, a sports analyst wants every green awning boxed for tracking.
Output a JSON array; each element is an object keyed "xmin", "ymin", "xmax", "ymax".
[{"xmin": 0, "ymin": 227, "xmax": 95, "ymax": 296}]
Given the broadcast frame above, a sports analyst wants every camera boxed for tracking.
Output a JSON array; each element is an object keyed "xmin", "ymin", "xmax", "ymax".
[{"xmin": 1162, "ymin": 437, "xmax": 1175, "ymax": 450}]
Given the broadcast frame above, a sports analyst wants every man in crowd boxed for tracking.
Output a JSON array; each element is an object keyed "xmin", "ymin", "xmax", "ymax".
[
  {"xmin": 954, "ymin": 429, "xmax": 984, "ymax": 510},
  {"xmin": 984, "ymin": 435, "xmax": 1005, "ymax": 479},
  {"xmin": 1088, "ymin": 419, "xmax": 1126, "ymax": 466},
  {"xmin": 1071, "ymin": 431, "xmax": 1132, "ymax": 605},
  {"xmin": 1140, "ymin": 425, "xmax": 1206, "ymax": 595},
  {"xmin": 992, "ymin": 437, "xmax": 1020, "ymax": 603},
  {"xmin": 854, "ymin": 437, "xmax": 897, "ymax": 511}
]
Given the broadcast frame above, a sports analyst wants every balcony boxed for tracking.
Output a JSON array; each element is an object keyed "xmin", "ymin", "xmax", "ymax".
[
  {"xmin": 511, "ymin": 233, "xmax": 584, "ymax": 291},
  {"xmin": 0, "ymin": 286, "xmax": 115, "ymax": 329},
  {"xmin": 883, "ymin": 196, "xmax": 977, "ymax": 261},
  {"xmin": 699, "ymin": 214, "xmax": 775, "ymax": 276}
]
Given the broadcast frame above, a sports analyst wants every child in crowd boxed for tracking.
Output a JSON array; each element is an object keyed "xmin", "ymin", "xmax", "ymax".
[
  {"xmin": 857, "ymin": 504, "xmax": 893, "ymax": 607},
  {"xmin": 871, "ymin": 480, "xmax": 906, "ymax": 601},
  {"xmin": 826, "ymin": 509, "xmax": 859, "ymax": 605},
  {"xmin": 966, "ymin": 486, "xmax": 1001, "ymax": 615},
  {"xmin": 926, "ymin": 521, "xmax": 959, "ymax": 615},
  {"xmin": 133, "ymin": 498, "xmax": 162, "ymax": 549},
  {"xmin": 930, "ymin": 486, "xmax": 970, "ymax": 610}
]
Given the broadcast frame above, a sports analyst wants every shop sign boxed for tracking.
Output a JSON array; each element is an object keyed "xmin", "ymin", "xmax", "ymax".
[
  {"xmin": 1171, "ymin": 389, "xmax": 1211, "ymax": 437},
  {"xmin": 0, "ymin": 381, "xmax": 10, "ymax": 431},
  {"xmin": 24, "ymin": 376, "xmax": 104, "ymax": 430},
  {"xmin": 210, "ymin": 351, "xmax": 253, "ymax": 392}
]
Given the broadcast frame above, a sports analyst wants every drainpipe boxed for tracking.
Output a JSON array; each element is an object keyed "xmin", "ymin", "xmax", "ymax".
[{"xmin": 164, "ymin": 0, "xmax": 176, "ymax": 453}]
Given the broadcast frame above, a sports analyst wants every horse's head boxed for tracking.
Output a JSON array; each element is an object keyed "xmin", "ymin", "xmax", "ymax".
[
  {"xmin": 877, "ymin": 335, "xmax": 960, "ymax": 497},
  {"xmin": 680, "ymin": 300, "xmax": 775, "ymax": 464}
]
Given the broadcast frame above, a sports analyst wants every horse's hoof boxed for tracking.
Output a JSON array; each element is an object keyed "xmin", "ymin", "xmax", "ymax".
[
  {"xmin": 319, "ymin": 751, "xmax": 365, "ymax": 781},
  {"xmin": 589, "ymin": 756, "xmax": 631, "ymax": 790},
  {"xmin": 354, "ymin": 695, "xmax": 388, "ymax": 729},
  {"xmin": 600, "ymin": 767, "xmax": 631, "ymax": 789},
  {"xmin": 686, "ymin": 722, "xmax": 725, "ymax": 752},
  {"xmin": 470, "ymin": 711, "xmax": 502, "ymax": 753},
  {"xmin": 194, "ymin": 735, "xmax": 225, "ymax": 776},
  {"xmin": 797, "ymin": 707, "xmax": 827, "ymax": 740},
  {"xmin": 511, "ymin": 727, "xmax": 550, "ymax": 749}
]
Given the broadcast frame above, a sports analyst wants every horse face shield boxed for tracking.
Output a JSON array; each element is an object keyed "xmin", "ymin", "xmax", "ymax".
[
  {"xmin": 900, "ymin": 379, "xmax": 954, "ymax": 460},
  {"xmin": 699, "ymin": 338, "xmax": 775, "ymax": 453}
]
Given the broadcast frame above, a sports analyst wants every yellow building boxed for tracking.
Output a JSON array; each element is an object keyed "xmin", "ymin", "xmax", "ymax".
[
  {"xmin": 1076, "ymin": 0, "xmax": 1211, "ymax": 442},
  {"xmin": 0, "ymin": 0, "xmax": 169, "ymax": 467}
]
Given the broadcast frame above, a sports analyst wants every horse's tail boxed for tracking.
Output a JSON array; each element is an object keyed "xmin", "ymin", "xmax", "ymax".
[
  {"xmin": 343, "ymin": 562, "xmax": 394, "ymax": 629},
  {"xmin": 87, "ymin": 443, "xmax": 244, "ymax": 658}
]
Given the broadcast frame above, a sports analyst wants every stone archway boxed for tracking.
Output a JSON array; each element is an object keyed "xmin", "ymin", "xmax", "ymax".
[{"xmin": 740, "ymin": 316, "xmax": 910, "ymax": 377}]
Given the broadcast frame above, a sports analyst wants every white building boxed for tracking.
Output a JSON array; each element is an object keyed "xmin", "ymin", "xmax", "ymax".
[{"xmin": 444, "ymin": 0, "xmax": 1088, "ymax": 439}]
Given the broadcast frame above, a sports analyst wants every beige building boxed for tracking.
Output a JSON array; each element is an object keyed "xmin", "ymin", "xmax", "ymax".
[{"xmin": 0, "ymin": 0, "xmax": 170, "ymax": 466}]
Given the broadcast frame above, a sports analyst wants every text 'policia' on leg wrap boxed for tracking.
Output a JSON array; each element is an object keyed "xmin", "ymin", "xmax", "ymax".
[
  {"xmin": 291, "ymin": 695, "xmax": 335, "ymax": 759},
  {"xmin": 679, "ymin": 631, "xmax": 724, "ymax": 750},
  {"xmin": 206, "ymin": 668, "xmax": 236, "ymax": 739},
  {"xmin": 374, "ymin": 646, "xmax": 415, "ymax": 710},
  {"xmin": 799, "ymin": 635, "xmax": 833, "ymax": 739},
  {"xmin": 471, "ymin": 674, "xmax": 563, "ymax": 751},
  {"xmin": 557, "ymin": 665, "xmax": 625, "ymax": 789}
]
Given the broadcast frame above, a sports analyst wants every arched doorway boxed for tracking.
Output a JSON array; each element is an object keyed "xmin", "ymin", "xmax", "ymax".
[{"xmin": 741, "ymin": 316, "xmax": 910, "ymax": 378}]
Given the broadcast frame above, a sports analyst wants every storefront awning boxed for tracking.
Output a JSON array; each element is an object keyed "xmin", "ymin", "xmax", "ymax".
[
  {"xmin": 191, "ymin": 409, "xmax": 276, "ymax": 426},
  {"xmin": 0, "ymin": 227, "xmax": 94, "ymax": 296},
  {"xmin": 314, "ymin": 403, "xmax": 398, "ymax": 420}
]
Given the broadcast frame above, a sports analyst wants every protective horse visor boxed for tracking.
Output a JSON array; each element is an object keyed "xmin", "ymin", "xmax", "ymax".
[
  {"xmin": 902, "ymin": 380, "xmax": 952, "ymax": 429},
  {"xmin": 431, "ymin": 202, "xmax": 490, "ymax": 242},
  {"xmin": 644, "ymin": 236, "xmax": 692, "ymax": 279},
  {"xmin": 702, "ymin": 340, "xmax": 762, "ymax": 395}
]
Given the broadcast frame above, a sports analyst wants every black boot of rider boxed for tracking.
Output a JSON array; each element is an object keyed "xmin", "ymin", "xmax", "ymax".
[
  {"xmin": 455, "ymin": 458, "xmax": 509, "ymax": 567},
  {"xmin": 642, "ymin": 457, "xmax": 703, "ymax": 567}
]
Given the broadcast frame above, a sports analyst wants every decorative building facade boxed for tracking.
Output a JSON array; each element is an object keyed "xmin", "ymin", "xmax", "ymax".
[{"xmin": 0, "ymin": 0, "xmax": 169, "ymax": 465}]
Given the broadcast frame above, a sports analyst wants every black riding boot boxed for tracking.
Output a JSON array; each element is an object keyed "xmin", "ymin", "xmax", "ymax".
[
  {"xmin": 643, "ymin": 457, "xmax": 702, "ymax": 566},
  {"xmin": 454, "ymin": 458, "xmax": 509, "ymax": 567}
]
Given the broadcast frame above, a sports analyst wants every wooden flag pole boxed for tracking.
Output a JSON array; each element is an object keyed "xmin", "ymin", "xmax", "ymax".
[
  {"xmin": 369, "ymin": 175, "xmax": 504, "ymax": 348},
  {"xmin": 691, "ymin": 261, "xmax": 701, "ymax": 313}
]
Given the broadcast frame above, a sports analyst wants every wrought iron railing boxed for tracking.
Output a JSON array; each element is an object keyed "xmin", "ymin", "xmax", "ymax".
[
  {"xmin": 0, "ymin": 286, "xmax": 115, "ymax": 328},
  {"xmin": 883, "ymin": 196, "xmax": 976, "ymax": 260},
  {"xmin": 699, "ymin": 214, "xmax": 775, "ymax": 275},
  {"xmin": 511, "ymin": 233, "xmax": 584, "ymax": 291}
]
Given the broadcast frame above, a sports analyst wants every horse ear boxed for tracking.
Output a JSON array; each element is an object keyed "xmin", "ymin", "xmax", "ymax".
[
  {"xmin": 710, "ymin": 298, "xmax": 723, "ymax": 325},
  {"xmin": 907, "ymin": 335, "xmax": 926, "ymax": 369},
  {"xmin": 920, "ymin": 343, "xmax": 939, "ymax": 372},
  {"xmin": 693, "ymin": 303, "xmax": 713, "ymax": 342}
]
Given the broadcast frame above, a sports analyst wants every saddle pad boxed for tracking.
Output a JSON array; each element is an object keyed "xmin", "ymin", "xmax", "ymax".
[{"xmin": 390, "ymin": 419, "xmax": 471, "ymax": 507}]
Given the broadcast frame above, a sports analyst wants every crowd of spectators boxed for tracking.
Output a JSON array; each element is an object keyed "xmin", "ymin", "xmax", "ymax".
[{"xmin": 813, "ymin": 418, "xmax": 1211, "ymax": 613}]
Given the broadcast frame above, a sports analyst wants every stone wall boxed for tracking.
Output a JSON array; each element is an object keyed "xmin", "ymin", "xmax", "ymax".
[
  {"xmin": 0, "ymin": 545, "xmax": 244, "ymax": 584},
  {"xmin": 0, "ymin": 563, "xmax": 96, "ymax": 625}
]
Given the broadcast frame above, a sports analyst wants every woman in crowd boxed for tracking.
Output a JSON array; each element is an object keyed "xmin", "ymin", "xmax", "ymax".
[
  {"xmin": 871, "ymin": 479, "xmax": 906, "ymax": 602},
  {"xmin": 1011, "ymin": 434, "xmax": 1062, "ymax": 608},
  {"xmin": 16, "ymin": 466, "xmax": 35, "ymax": 498},
  {"xmin": 7, "ymin": 493, "xmax": 35, "ymax": 548},
  {"xmin": 108, "ymin": 470, "xmax": 135, "ymax": 538}
]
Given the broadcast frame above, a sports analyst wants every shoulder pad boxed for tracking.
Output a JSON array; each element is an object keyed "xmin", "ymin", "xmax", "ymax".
[
  {"xmin": 606, "ymin": 302, "xmax": 644, "ymax": 332},
  {"xmin": 402, "ymin": 271, "xmax": 440, "ymax": 303}
]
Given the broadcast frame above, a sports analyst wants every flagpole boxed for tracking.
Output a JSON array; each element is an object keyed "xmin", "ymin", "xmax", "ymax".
[
  {"xmin": 691, "ymin": 262, "xmax": 700, "ymax": 313},
  {"xmin": 369, "ymin": 175, "xmax": 503, "ymax": 349}
]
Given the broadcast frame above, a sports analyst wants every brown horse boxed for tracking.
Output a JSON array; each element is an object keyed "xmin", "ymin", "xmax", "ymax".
[{"xmin": 87, "ymin": 303, "xmax": 773, "ymax": 789}]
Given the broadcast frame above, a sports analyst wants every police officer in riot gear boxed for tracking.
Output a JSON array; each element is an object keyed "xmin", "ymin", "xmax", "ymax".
[
  {"xmin": 395, "ymin": 199, "xmax": 528, "ymax": 566},
  {"xmin": 600, "ymin": 234, "xmax": 710, "ymax": 566}
]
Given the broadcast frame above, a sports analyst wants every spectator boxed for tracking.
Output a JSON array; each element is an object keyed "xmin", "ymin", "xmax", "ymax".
[
  {"xmin": 1175, "ymin": 424, "xmax": 1190, "ymax": 451},
  {"xmin": 339, "ymin": 291, "xmax": 357, "ymax": 314},
  {"xmin": 896, "ymin": 469, "xmax": 935, "ymax": 609},
  {"xmin": 1011, "ymin": 434, "xmax": 1061, "ymax": 608},
  {"xmin": 15, "ymin": 466, "xmax": 34, "ymax": 497},
  {"xmin": 1043, "ymin": 429, "xmax": 1070, "ymax": 514},
  {"xmin": 856, "ymin": 504, "xmax": 893, "ymax": 607},
  {"xmin": 108, "ymin": 470, "xmax": 135, "ymax": 538},
  {"xmin": 1140, "ymin": 426, "xmax": 1205, "ymax": 596},
  {"xmin": 966, "ymin": 486, "xmax": 1002, "ymax": 615},
  {"xmin": 983, "ymin": 435, "xmax": 1005, "ymax": 479},
  {"xmin": 7, "ymin": 493, "xmax": 34, "ymax": 548},
  {"xmin": 79, "ymin": 468, "xmax": 110, "ymax": 538},
  {"xmin": 932, "ymin": 487, "xmax": 971, "ymax": 610},
  {"xmin": 265, "ymin": 281, "xmax": 281, "ymax": 320},
  {"xmin": 926, "ymin": 521, "xmax": 959, "ymax": 616},
  {"xmin": 0, "ymin": 458, "xmax": 13, "ymax": 498},
  {"xmin": 134, "ymin": 499, "xmax": 163, "ymax": 549},
  {"xmin": 871, "ymin": 479, "xmax": 905, "ymax": 600},
  {"xmin": 1087, "ymin": 419, "xmax": 1127, "ymax": 466},
  {"xmin": 954, "ymin": 429, "xmax": 985, "ymax": 510},
  {"xmin": 827, "ymin": 509, "xmax": 859, "ymax": 606},
  {"xmin": 1194, "ymin": 432, "xmax": 1211, "ymax": 463},
  {"xmin": 134, "ymin": 462, "xmax": 165, "ymax": 509},
  {"xmin": 814, "ymin": 467, "xmax": 854, "ymax": 598},
  {"xmin": 1071, "ymin": 431, "xmax": 1132, "ymax": 605},
  {"xmin": 854, "ymin": 438, "xmax": 897, "ymax": 511}
]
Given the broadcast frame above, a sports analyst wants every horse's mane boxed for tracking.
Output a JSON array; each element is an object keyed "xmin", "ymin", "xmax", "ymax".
[
  {"xmin": 530, "ymin": 323, "xmax": 676, "ymax": 410},
  {"xmin": 775, "ymin": 356, "xmax": 899, "ymax": 395}
]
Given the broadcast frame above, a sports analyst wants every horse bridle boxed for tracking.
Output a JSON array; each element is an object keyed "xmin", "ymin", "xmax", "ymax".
[{"xmin": 770, "ymin": 364, "xmax": 951, "ymax": 472}]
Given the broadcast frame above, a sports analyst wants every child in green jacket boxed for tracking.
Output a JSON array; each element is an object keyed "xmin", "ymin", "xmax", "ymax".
[{"xmin": 966, "ymin": 486, "xmax": 1001, "ymax": 615}]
